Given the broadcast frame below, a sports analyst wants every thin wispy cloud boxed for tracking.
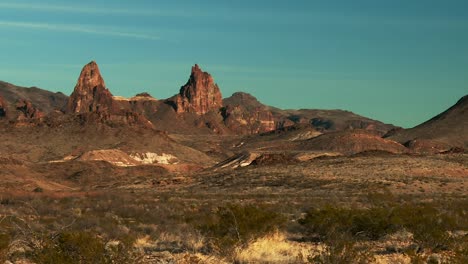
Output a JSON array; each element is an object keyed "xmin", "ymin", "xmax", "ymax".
[
  {"xmin": 0, "ymin": 2, "xmax": 191, "ymax": 17},
  {"xmin": 0, "ymin": 21, "xmax": 160, "ymax": 40}
]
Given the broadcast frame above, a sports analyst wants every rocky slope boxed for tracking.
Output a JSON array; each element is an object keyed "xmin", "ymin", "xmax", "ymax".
[
  {"xmin": 221, "ymin": 92, "xmax": 397, "ymax": 135},
  {"xmin": 0, "ymin": 81, "xmax": 68, "ymax": 121},
  {"xmin": 222, "ymin": 92, "xmax": 277, "ymax": 134},
  {"xmin": 0, "ymin": 95, "xmax": 6, "ymax": 118},
  {"xmin": 298, "ymin": 129, "xmax": 408, "ymax": 155},
  {"xmin": 388, "ymin": 95, "xmax": 468, "ymax": 152}
]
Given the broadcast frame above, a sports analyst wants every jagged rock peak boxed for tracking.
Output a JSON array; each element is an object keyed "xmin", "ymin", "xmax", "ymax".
[
  {"xmin": 76, "ymin": 61, "xmax": 106, "ymax": 89},
  {"xmin": 175, "ymin": 64, "xmax": 223, "ymax": 115},
  {"xmin": 66, "ymin": 61, "xmax": 114, "ymax": 113}
]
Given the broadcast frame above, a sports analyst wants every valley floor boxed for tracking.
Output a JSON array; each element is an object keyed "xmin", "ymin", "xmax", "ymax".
[{"xmin": 0, "ymin": 153, "xmax": 467, "ymax": 263}]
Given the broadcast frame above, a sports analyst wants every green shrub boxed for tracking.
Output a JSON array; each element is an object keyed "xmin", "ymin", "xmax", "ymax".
[
  {"xmin": 0, "ymin": 233, "xmax": 10, "ymax": 251},
  {"xmin": 300, "ymin": 203, "xmax": 460, "ymax": 252},
  {"xmin": 197, "ymin": 204, "xmax": 286, "ymax": 255},
  {"xmin": 392, "ymin": 204, "xmax": 454, "ymax": 251},
  {"xmin": 0, "ymin": 233, "xmax": 10, "ymax": 261},
  {"xmin": 33, "ymin": 231, "xmax": 109, "ymax": 264},
  {"xmin": 299, "ymin": 206, "xmax": 396, "ymax": 241}
]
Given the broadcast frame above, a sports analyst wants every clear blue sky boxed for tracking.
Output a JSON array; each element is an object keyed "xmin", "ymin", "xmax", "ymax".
[{"xmin": 0, "ymin": 0, "xmax": 467, "ymax": 128}]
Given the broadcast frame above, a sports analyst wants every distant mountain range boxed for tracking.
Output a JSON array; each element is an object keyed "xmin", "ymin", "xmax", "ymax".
[
  {"xmin": 0, "ymin": 61, "xmax": 397, "ymax": 134},
  {"xmin": 0, "ymin": 61, "xmax": 466, "ymax": 164}
]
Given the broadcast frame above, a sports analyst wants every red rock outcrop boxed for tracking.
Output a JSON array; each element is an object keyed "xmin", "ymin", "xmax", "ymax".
[
  {"xmin": 64, "ymin": 61, "xmax": 155, "ymax": 129},
  {"xmin": 223, "ymin": 104, "xmax": 276, "ymax": 134},
  {"xmin": 222, "ymin": 92, "xmax": 276, "ymax": 134},
  {"xmin": 66, "ymin": 61, "xmax": 114, "ymax": 113},
  {"xmin": 15, "ymin": 99, "xmax": 45, "ymax": 121},
  {"xmin": 174, "ymin": 64, "xmax": 223, "ymax": 115},
  {"xmin": 0, "ymin": 96, "xmax": 6, "ymax": 118}
]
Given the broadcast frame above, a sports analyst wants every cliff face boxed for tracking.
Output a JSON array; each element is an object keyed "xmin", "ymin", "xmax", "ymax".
[
  {"xmin": 174, "ymin": 64, "xmax": 223, "ymax": 115},
  {"xmin": 66, "ymin": 61, "xmax": 114, "ymax": 113}
]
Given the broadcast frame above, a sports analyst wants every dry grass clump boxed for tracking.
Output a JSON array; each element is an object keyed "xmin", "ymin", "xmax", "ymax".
[
  {"xmin": 194, "ymin": 203, "xmax": 287, "ymax": 258},
  {"xmin": 234, "ymin": 231, "xmax": 314, "ymax": 263}
]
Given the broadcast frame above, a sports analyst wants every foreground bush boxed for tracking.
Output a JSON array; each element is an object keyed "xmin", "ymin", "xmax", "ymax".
[
  {"xmin": 299, "ymin": 206, "xmax": 397, "ymax": 241},
  {"xmin": 0, "ymin": 233, "xmax": 10, "ymax": 261},
  {"xmin": 300, "ymin": 203, "xmax": 465, "ymax": 252},
  {"xmin": 196, "ymin": 204, "xmax": 286, "ymax": 256},
  {"xmin": 33, "ymin": 231, "xmax": 136, "ymax": 264}
]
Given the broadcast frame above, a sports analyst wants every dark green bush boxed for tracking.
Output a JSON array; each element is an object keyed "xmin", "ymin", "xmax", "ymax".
[
  {"xmin": 0, "ymin": 233, "xmax": 10, "ymax": 251},
  {"xmin": 392, "ymin": 204, "xmax": 455, "ymax": 251},
  {"xmin": 300, "ymin": 203, "xmax": 461, "ymax": 251},
  {"xmin": 299, "ymin": 206, "xmax": 396, "ymax": 241},
  {"xmin": 33, "ymin": 231, "xmax": 109, "ymax": 264},
  {"xmin": 0, "ymin": 233, "xmax": 10, "ymax": 261}
]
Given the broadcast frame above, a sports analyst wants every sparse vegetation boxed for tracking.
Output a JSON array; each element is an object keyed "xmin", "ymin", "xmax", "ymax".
[
  {"xmin": 0, "ymin": 154, "xmax": 466, "ymax": 263},
  {"xmin": 195, "ymin": 204, "xmax": 286, "ymax": 256}
]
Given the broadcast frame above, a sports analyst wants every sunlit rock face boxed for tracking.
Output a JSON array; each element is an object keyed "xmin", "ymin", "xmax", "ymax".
[
  {"xmin": 66, "ymin": 61, "xmax": 114, "ymax": 114},
  {"xmin": 174, "ymin": 64, "xmax": 223, "ymax": 115}
]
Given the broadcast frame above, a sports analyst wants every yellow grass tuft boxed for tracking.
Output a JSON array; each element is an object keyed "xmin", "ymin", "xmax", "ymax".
[{"xmin": 234, "ymin": 231, "xmax": 317, "ymax": 264}]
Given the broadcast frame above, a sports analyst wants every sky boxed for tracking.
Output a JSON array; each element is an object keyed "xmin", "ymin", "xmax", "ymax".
[{"xmin": 0, "ymin": 0, "xmax": 467, "ymax": 128}]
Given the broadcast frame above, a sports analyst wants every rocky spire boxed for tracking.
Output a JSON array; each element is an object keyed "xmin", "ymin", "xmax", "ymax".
[
  {"xmin": 175, "ymin": 64, "xmax": 223, "ymax": 115},
  {"xmin": 66, "ymin": 61, "xmax": 114, "ymax": 113}
]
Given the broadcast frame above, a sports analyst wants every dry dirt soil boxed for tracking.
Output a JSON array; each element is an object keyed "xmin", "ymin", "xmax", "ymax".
[{"xmin": 0, "ymin": 152, "xmax": 467, "ymax": 263}]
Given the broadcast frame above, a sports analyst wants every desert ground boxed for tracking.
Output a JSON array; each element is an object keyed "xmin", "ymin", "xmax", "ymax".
[{"xmin": 1, "ymin": 148, "xmax": 466, "ymax": 263}]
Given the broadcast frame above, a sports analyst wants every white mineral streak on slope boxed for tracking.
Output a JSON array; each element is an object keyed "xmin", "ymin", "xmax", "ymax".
[
  {"xmin": 130, "ymin": 152, "xmax": 179, "ymax": 165},
  {"xmin": 49, "ymin": 150, "xmax": 179, "ymax": 167},
  {"xmin": 77, "ymin": 149, "xmax": 140, "ymax": 167}
]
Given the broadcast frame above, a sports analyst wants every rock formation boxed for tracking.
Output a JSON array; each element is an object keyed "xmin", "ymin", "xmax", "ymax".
[
  {"xmin": 0, "ymin": 96, "xmax": 6, "ymax": 118},
  {"xmin": 66, "ymin": 61, "xmax": 114, "ymax": 113},
  {"xmin": 63, "ymin": 61, "xmax": 155, "ymax": 129},
  {"xmin": 15, "ymin": 99, "xmax": 44, "ymax": 121},
  {"xmin": 223, "ymin": 104, "xmax": 276, "ymax": 134},
  {"xmin": 0, "ymin": 81, "xmax": 68, "ymax": 116},
  {"xmin": 222, "ymin": 92, "xmax": 277, "ymax": 134},
  {"xmin": 174, "ymin": 64, "xmax": 223, "ymax": 115}
]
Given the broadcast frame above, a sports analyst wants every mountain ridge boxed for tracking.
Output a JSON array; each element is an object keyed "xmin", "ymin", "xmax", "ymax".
[
  {"xmin": 388, "ymin": 94, "xmax": 467, "ymax": 151},
  {"xmin": 2, "ymin": 61, "xmax": 455, "ymax": 141}
]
